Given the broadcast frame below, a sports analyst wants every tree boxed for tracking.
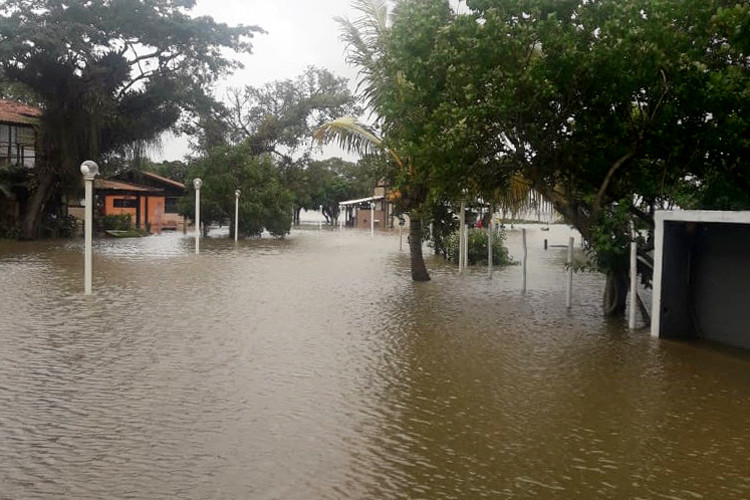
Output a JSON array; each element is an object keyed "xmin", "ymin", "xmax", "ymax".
[
  {"xmin": 223, "ymin": 67, "xmax": 358, "ymax": 222},
  {"xmin": 0, "ymin": 0, "xmax": 261, "ymax": 239},
  {"xmin": 305, "ymin": 157, "xmax": 375, "ymax": 224},
  {"xmin": 182, "ymin": 144, "xmax": 294, "ymax": 238},
  {"xmin": 437, "ymin": 0, "xmax": 749, "ymax": 315},
  {"xmin": 319, "ymin": 0, "xmax": 463, "ymax": 282}
]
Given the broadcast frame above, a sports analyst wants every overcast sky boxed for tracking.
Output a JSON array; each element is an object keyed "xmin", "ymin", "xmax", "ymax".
[
  {"xmin": 155, "ymin": 0, "xmax": 468, "ymax": 162},
  {"xmin": 154, "ymin": 0, "xmax": 366, "ymax": 161}
]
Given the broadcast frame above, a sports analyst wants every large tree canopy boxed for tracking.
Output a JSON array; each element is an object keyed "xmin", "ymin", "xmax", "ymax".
[
  {"xmin": 433, "ymin": 0, "xmax": 750, "ymax": 314},
  {"xmin": 0, "ymin": 0, "xmax": 261, "ymax": 238}
]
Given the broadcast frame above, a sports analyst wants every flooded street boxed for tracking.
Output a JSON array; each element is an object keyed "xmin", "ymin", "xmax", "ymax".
[{"xmin": 1, "ymin": 226, "xmax": 749, "ymax": 499}]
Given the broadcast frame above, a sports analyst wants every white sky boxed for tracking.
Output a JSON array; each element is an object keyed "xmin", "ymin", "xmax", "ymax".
[
  {"xmin": 153, "ymin": 0, "xmax": 468, "ymax": 162},
  {"xmin": 153, "ymin": 0, "xmax": 364, "ymax": 161}
]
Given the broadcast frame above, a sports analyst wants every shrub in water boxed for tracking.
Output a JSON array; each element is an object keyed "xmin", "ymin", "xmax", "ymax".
[
  {"xmin": 102, "ymin": 214, "xmax": 133, "ymax": 231},
  {"xmin": 444, "ymin": 228, "xmax": 512, "ymax": 266}
]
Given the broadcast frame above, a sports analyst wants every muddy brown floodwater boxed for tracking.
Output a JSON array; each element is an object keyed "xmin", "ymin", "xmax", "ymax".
[{"xmin": 1, "ymin": 225, "xmax": 749, "ymax": 499}]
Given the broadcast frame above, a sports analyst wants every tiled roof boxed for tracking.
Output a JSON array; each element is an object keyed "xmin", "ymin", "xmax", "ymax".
[
  {"xmin": 0, "ymin": 100, "xmax": 42, "ymax": 126},
  {"xmin": 142, "ymin": 171, "xmax": 186, "ymax": 190},
  {"xmin": 95, "ymin": 179, "xmax": 163, "ymax": 193}
]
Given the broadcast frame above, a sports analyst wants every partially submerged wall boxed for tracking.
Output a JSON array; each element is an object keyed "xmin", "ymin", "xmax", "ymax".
[{"xmin": 653, "ymin": 212, "xmax": 750, "ymax": 350}]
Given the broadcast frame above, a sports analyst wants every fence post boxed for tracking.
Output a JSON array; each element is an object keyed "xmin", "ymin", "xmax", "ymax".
[
  {"xmin": 629, "ymin": 221, "xmax": 638, "ymax": 329},
  {"xmin": 522, "ymin": 228, "xmax": 527, "ymax": 293},
  {"xmin": 566, "ymin": 236, "xmax": 574, "ymax": 308}
]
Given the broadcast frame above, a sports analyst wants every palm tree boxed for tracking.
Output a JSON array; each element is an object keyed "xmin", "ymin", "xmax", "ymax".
[
  {"xmin": 314, "ymin": 116, "xmax": 432, "ymax": 281},
  {"xmin": 317, "ymin": 0, "xmax": 436, "ymax": 282}
]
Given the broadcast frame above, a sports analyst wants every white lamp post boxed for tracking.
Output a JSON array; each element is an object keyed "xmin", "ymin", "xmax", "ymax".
[
  {"xmin": 193, "ymin": 178, "xmax": 202, "ymax": 254},
  {"xmin": 370, "ymin": 202, "xmax": 375, "ymax": 237},
  {"xmin": 319, "ymin": 204, "xmax": 323, "ymax": 230},
  {"xmin": 398, "ymin": 216, "xmax": 405, "ymax": 251},
  {"xmin": 80, "ymin": 160, "xmax": 99, "ymax": 295},
  {"xmin": 235, "ymin": 189, "xmax": 241, "ymax": 242}
]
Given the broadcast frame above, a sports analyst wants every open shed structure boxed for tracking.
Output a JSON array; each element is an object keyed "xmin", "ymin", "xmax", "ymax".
[{"xmin": 651, "ymin": 210, "xmax": 750, "ymax": 350}]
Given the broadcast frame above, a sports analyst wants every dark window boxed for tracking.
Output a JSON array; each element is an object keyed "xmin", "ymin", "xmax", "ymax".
[
  {"xmin": 164, "ymin": 197, "xmax": 179, "ymax": 214},
  {"xmin": 113, "ymin": 198, "xmax": 138, "ymax": 208}
]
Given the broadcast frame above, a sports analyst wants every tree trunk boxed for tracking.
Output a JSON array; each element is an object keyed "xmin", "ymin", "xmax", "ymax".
[
  {"xmin": 20, "ymin": 170, "xmax": 55, "ymax": 240},
  {"xmin": 603, "ymin": 268, "xmax": 629, "ymax": 317},
  {"xmin": 409, "ymin": 217, "xmax": 430, "ymax": 282}
]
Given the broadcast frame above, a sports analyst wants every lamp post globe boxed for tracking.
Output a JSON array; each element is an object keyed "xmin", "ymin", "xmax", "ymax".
[
  {"xmin": 193, "ymin": 178, "xmax": 203, "ymax": 190},
  {"xmin": 235, "ymin": 189, "xmax": 241, "ymax": 198},
  {"xmin": 80, "ymin": 160, "xmax": 99, "ymax": 179}
]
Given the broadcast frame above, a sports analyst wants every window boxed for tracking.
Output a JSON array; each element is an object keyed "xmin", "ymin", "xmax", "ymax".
[
  {"xmin": 113, "ymin": 198, "xmax": 138, "ymax": 208},
  {"xmin": 164, "ymin": 197, "xmax": 179, "ymax": 214},
  {"xmin": 0, "ymin": 124, "xmax": 36, "ymax": 168}
]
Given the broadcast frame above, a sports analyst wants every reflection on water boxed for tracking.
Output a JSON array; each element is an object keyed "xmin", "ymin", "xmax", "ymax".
[{"xmin": 1, "ymin": 226, "xmax": 749, "ymax": 499}]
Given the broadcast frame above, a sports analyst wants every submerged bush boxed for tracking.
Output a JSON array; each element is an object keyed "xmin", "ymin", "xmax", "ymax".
[
  {"xmin": 443, "ymin": 228, "xmax": 512, "ymax": 266},
  {"xmin": 102, "ymin": 214, "xmax": 133, "ymax": 231}
]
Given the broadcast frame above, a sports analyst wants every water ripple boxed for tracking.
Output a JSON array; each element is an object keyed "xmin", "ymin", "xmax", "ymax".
[{"xmin": 1, "ymin": 227, "xmax": 750, "ymax": 499}]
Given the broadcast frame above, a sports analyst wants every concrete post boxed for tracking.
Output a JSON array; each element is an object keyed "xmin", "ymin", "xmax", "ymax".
[
  {"xmin": 522, "ymin": 228, "xmax": 527, "ymax": 293},
  {"xmin": 193, "ymin": 178, "xmax": 202, "ymax": 254},
  {"xmin": 459, "ymin": 201, "xmax": 466, "ymax": 272},
  {"xmin": 566, "ymin": 236, "xmax": 574, "ymax": 308},
  {"xmin": 370, "ymin": 202, "xmax": 375, "ymax": 236},
  {"xmin": 629, "ymin": 221, "xmax": 638, "ymax": 329},
  {"xmin": 80, "ymin": 160, "xmax": 99, "ymax": 295},
  {"xmin": 234, "ymin": 189, "xmax": 241, "ymax": 242},
  {"xmin": 488, "ymin": 219, "xmax": 493, "ymax": 279}
]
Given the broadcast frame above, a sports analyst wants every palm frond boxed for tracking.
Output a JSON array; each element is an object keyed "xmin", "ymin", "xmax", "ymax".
[
  {"xmin": 314, "ymin": 116, "xmax": 404, "ymax": 169},
  {"xmin": 335, "ymin": 0, "xmax": 391, "ymax": 111}
]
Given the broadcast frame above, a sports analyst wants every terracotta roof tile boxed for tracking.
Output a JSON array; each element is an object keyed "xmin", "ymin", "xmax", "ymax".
[
  {"xmin": 95, "ymin": 179, "xmax": 163, "ymax": 193},
  {"xmin": 0, "ymin": 100, "xmax": 42, "ymax": 125},
  {"xmin": 142, "ymin": 171, "xmax": 186, "ymax": 190}
]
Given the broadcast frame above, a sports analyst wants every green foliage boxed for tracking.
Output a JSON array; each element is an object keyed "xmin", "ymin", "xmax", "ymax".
[
  {"xmin": 425, "ymin": 200, "xmax": 458, "ymax": 257},
  {"xmin": 102, "ymin": 214, "xmax": 133, "ymax": 231},
  {"xmin": 227, "ymin": 67, "xmax": 358, "ymax": 158},
  {"xmin": 0, "ymin": 0, "xmax": 261, "ymax": 238},
  {"xmin": 443, "ymin": 228, "xmax": 512, "ymax": 267},
  {"xmin": 428, "ymin": 0, "xmax": 750, "ymax": 290},
  {"xmin": 184, "ymin": 144, "xmax": 294, "ymax": 238}
]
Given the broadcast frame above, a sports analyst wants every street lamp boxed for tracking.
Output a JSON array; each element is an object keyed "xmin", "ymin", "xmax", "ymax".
[
  {"xmin": 80, "ymin": 160, "xmax": 99, "ymax": 295},
  {"xmin": 193, "ymin": 178, "xmax": 202, "ymax": 254},
  {"xmin": 398, "ymin": 216, "xmax": 405, "ymax": 251},
  {"xmin": 370, "ymin": 201, "xmax": 375, "ymax": 237},
  {"xmin": 234, "ymin": 189, "xmax": 241, "ymax": 242}
]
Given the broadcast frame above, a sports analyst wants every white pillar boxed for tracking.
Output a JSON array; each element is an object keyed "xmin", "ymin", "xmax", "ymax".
[
  {"xmin": 370, "ymin": 202, "xmax": 375, "ymax": 236},
  {"xmin": 234, "ymin": 189, "xmax": 241, "ymax": 242},
  {"xmin": 522, "ymin": 228, "xmax": 527, "ymax": 293},
  {"xmin": 629, "ymin": 221, "xmax": 638, "ymax": 329},
  {"xmin": 488, "ymin": 219, "xmax": 493, "ymax": 279},
  {"xmin": 193, "ymin": 178, "xmax": 202, "ymax": 254},
  {"xmin": 319, "ymin": 204, "xmax": 323, "ymax": 230},
  {"xmin": 80, "ymin": 160, "xmax": 99, "ymax": 295},
  {"xmin": 459, "ymin": 201, "xmax": 466, "ymax": 272},
  {"xmin": 464, "ymin": 219, "xmax": 469, "ymax": 269},
  {"xmin": 399, "ymin": 222, "xmax": 403, "ymax": 251},
  {"xmin": 566, "ymin": 236, "xmax": 574, "ymax": 308}
]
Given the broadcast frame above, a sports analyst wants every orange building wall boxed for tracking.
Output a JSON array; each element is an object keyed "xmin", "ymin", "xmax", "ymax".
[
  {"xmin": 105, "ymin": 195, "xmax": 137, "ymax": 226},
  {"xmin": 104, "ymin": 195, "xmax": 167, "ymax": 233}
]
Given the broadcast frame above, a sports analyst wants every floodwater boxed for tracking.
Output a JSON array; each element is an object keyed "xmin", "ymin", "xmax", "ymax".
[{"xmin": 1, "ymin": 225, "xmax": 749, "ymax": 499}]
